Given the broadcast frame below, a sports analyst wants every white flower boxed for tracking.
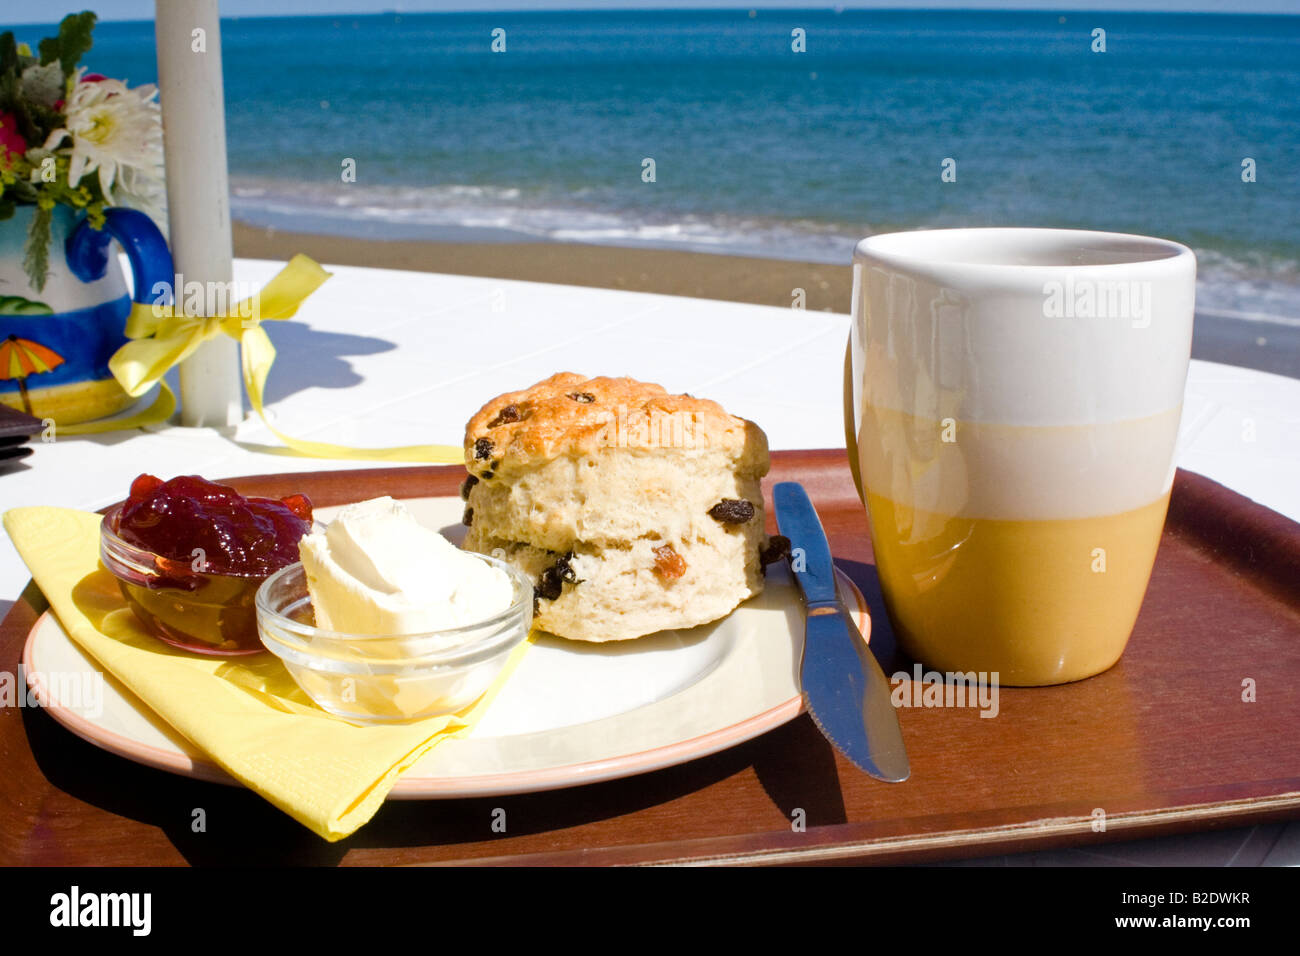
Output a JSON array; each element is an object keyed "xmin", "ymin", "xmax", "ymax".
[
  {"xmin": 113, "ymin": 161, "xmax": 170, "ymax": 238},
  {"xmin": 43, "ymin": 69, "xmax": 164, "ymax": 200}
]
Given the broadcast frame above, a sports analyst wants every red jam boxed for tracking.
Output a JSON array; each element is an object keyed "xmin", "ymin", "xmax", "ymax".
[
  {"xmin": 117, "ymin": 474, "xmax": 312, "ymax": 577},
  {"xmin": 104, "ymin": 475, "xmax": 313, "ymax": 656}
]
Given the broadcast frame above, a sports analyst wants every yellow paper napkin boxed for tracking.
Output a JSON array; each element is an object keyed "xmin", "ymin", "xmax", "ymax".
[{"xmin": 3, "ymin": 506, "xmax": 531, "ymax": 842}]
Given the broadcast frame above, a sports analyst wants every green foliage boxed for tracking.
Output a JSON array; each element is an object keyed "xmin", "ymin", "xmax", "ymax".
[
  {"xmin": 1, "ymin": 12, "xmax": 97, "ymax": 144},
  {"xmin": 7, "ymin": 176, "xmax": 38, "ymax": 204},
  {"xmin": 23, "ymin": 204, "xmax": 51, "ymax": 292},
  {"xmin": 37, "ymin": 11, "xmax": 96, "ymax": 77},
  {"xmin": 0, "ymin": 31, "xmax": 18, "ymax": 77},
  {"xmin": 0, "ymin": 12, "xmax": 103, "ymax": 293},
  {"xmin": 0, "ymin": 67, "xmax": 35, "ymax": 144}
]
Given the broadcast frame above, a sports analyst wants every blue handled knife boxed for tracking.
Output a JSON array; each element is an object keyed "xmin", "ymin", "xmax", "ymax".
[{"xmin": 774, "ymin": 481, "xmax": 910, "ymax": 783}]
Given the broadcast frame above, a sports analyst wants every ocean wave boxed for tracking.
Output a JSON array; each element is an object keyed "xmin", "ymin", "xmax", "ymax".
[
  {"xmin": 229, "ymin": 177, "xmax": 864, "ymax": 262},
  {"xmin": 230, "ymin": 177, "xmax": 1300, "ymax": 325}
]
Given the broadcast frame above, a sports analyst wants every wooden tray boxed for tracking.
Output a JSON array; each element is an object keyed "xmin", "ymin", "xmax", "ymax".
[{"xmin": 2, "ymin": 450, "xmax": 1298, "ymax": 865}]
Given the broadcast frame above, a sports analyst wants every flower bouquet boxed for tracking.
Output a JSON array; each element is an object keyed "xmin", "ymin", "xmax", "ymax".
[
  {"xmin": 0, "ymin": 10, "xmax": 332, "ymax": 435},
  {"xmin": 0, "ymin": 11, "xmax": 164, "ymax": 293},
  {"xmin": 0, "ymin": 11, "xmax": 176, "ymax": 425}
]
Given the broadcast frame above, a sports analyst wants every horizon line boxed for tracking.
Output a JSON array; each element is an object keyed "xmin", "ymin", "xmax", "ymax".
[{"xmin": 5, "ymin": 6, "xmax": 1300, "ymax": 28}]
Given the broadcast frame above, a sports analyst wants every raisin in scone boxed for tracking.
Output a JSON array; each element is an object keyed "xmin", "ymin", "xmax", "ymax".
[{"xmin": 461, "ymin": 373, "xmax": 773, "ymax": 642}]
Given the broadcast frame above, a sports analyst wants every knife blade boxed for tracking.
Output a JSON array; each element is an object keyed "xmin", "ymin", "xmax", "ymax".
[{"xmin": 773, "ymin": 481, "xmax": 910, "ymax": 783}]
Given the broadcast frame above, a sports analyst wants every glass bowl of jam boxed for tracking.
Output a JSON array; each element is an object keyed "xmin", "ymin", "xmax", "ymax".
[{"xmin": 100, "ymin": 474, "xmax": 313, "ymax": 656}]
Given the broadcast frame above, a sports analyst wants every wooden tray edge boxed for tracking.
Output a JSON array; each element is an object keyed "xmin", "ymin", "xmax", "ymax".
[
  {"xmin": 1168, "ymin": 469, "xmax": 1300, "ymax": 608},
  {"xmin": 422, "ymin": 790, "xmax": 1300, "ymax": 867}
]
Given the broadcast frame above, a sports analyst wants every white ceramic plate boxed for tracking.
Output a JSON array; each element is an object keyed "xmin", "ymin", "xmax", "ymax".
[{"xmin": 23, "ymin": 495, "xmax": 869, "ymax": 798}]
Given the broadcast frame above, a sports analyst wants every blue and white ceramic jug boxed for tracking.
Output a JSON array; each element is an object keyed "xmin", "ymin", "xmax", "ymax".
[{"xmin": 0, "ymin": 205, "xmax": 171, "ymax": 425}]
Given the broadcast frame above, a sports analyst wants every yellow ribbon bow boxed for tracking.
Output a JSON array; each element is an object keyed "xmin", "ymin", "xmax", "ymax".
[
  {"xmin": 110, "ymin": 253, "xmax": 330, "ymax": 399},
  {"xmin": 61, "ymin": 254, "xmax": 463, "ymax": 463}
]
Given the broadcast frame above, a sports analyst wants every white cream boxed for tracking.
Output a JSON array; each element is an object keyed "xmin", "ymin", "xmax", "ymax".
[{"xmin": 299, "ymin": 496, "xmax": 512, "ymax": 635}]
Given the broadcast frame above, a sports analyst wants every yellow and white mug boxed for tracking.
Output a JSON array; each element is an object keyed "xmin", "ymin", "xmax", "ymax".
[{"xmin": 844, "ymin": 228, "xmax": 1195, "ymax": 685}]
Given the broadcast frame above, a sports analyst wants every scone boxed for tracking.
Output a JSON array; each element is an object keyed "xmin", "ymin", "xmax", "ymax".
[{"xmin": 461, "ymin": 373, "xmax": 776, "ymax": 641}]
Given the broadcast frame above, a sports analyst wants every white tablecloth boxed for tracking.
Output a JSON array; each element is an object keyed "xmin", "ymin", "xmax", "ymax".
[{"xmin": 3, "ymin": 258, "xmax": 1297, "ymax": 865}]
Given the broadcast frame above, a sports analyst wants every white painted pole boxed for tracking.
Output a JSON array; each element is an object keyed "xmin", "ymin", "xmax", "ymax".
[{"xmin": 155, "ymin": 0, "xmax": 242, "ymax": 428}]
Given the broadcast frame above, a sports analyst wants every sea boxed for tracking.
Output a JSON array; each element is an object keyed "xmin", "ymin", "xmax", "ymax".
[{"xmin": 13, "ymin": 8, "xmax": 1300, "ymax": 325}]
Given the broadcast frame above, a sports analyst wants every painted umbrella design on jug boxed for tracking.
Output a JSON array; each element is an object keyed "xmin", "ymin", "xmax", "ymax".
[{"xmin": 0, "ymin": 334, "xmax": 65, "ymax": 416}]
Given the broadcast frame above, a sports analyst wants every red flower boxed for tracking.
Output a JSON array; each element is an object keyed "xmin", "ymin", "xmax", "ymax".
[{"xmin": 0, "ymin": 113, "xmax": 27, "ymax": 170}]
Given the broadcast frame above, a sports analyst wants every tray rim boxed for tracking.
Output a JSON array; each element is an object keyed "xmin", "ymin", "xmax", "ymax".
[{"xmin": 439, "ymin": 790, "xmax": 1300, "ymax": 867}]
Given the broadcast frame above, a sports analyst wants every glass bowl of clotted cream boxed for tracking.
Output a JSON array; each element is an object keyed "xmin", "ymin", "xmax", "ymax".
[{"xmin": 255, "ymin": 497, "xmax": 532, "ymax": 723}]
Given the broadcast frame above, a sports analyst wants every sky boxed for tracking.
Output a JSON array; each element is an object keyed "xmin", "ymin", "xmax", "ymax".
[{"xmin": 4, "ymin": 0, "xmax": 1300, "ymax": 27}]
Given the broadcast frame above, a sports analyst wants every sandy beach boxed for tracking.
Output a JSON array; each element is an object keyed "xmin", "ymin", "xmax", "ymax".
[{"xmin": 234, "ymin": 223, "xmax": 1300, "ymax": 380}]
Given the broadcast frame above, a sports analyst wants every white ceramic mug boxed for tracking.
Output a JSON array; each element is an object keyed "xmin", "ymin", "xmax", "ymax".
[{"xmin": 844, "ymin": 228, "xmax": 1196, "ymax": 685}]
